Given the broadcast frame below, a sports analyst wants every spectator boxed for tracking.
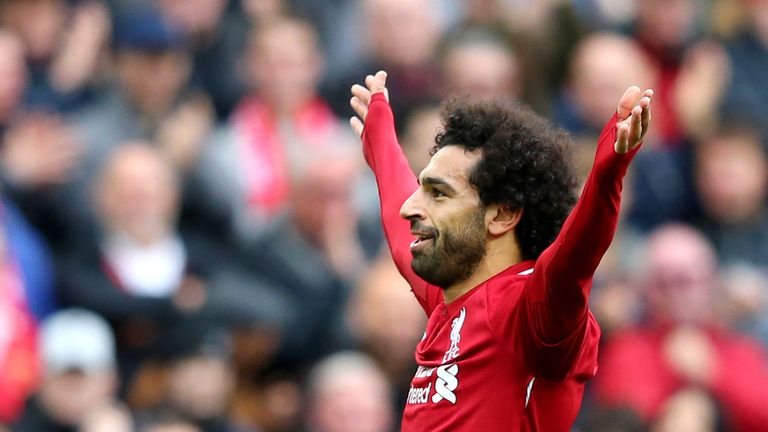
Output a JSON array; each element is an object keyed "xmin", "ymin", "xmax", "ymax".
[
  {"xmin": 70, "ymin": 7, "xmax": 212, "ymax": 172},
  {"xmin": 694, "ymin": 123, "xmax": 768, "ymax": 267},
  {"xmin": 193, "ymin": 16, "xmax": 356, "ymax": 238},
  {"xmin": 0, "ymin": 187, "xmax": 56, "ymax": 423},
  {"xmin": 5, "ymin": 7, "xmax": 211, "ymax": 248},
  {"xmin": 58, "ymin": 144, "xmax": 228, "ymax": 379},
  {"xmin": 144, "ymin": 322, "xmax": 257, "ymax": 432},
  {"xmin": 347, "ymin": 253, "xmax": 426, "ymax": 410},
  {"xmin": 721, "ymin": 0, "xmax": 768, "ymax": 137},
  {"xmin": 631, "ymin": 0, "xmax": 730, "ymax": 145},
  {"xmin": 0, "ymin": 30, "xmax": 84, "ymax": 246},
  {"xmin": 234, "ymin": 145, "xmax": 380, "ymax": 371},
  {"xmin": 593, "ymin": 224, "xmax": 768, "ymax": 431},
  {"xmin": 12, "ymin": 309, "xmax": 119, "ymax": 432},
  {"xmin": 286, "ymin": 0, "xmax": 360, "ymax": 81},
  {"xmin": 321, "ymin": 0, "xmax": 441, "ymax": 129},
  {"xmin": 556, "ymin": 32, "xmax": 655, "ymax": 140},
  {"xmin": 0, "ymin": 0, "xmax": 111, "ymax": 112},
  {"xmin": 305, "ymin": 351, "xmax": 394, "ymax": 432},
  {"xmin": 556, "ymin": 32, "xmax": 698, "ymax": 232},
  {"xmin": 458, "ymin": 0, "xmax": 584, "ymax": 112},
  {"xmin": 156, "ymin": 0, "xmax": 249, "ymax": 119},
  {"xmin": 438, "ymin": 28, "xmax": 521, "ymax": 100}
]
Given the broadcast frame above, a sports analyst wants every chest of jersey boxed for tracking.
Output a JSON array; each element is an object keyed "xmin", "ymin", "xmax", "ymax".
[{"xmin": 402, "ymin": 285, "xmax": 533, "ymax": 431}]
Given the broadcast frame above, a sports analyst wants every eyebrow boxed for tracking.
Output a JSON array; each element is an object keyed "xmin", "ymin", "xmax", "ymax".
[{"xmin": 420, "ymin": 176, "xmax": 458, "ymax": 195}]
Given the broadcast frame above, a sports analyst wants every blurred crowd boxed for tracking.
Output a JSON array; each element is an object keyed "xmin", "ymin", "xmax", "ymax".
[{"xmin": 2, "ymin": 0, "xmax": 768, "ymax": 431}]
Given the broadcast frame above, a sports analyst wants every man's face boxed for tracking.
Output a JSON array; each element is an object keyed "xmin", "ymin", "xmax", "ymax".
[
  {"xmin": 644, "ymin": 228, "xmax": 717, "ymax": 325},
  {"xmin": 364, "ymin": 0, "xmax": 439, "ymax": 68},
  {"xmin": 637, "ymin": 0, "xmax": 697, "ymax": 49},
  {"xmin": 442, "ymin": 43, "xmax": 520, "ymax": 99},
  {"xmin": 40, "ymin": 369, "xmax": 116, "ymax": 426},
  {"xmin": 248, "ymin": 21, "xmax": 322, "ymax": 113},
  {"xmin": 117, "ymin": 50, "xmax": 190, "ymax": 117},
  {"xmin": 695, "ymin": 136, "xmax": 767, "ymax": 224},
  {"xmin": 97, "ymin": 146, "xmax": 180, "ymax": 244},
  {"xmin": 400, "ymin": 146, "xmax": 488, "ymax": 288}
]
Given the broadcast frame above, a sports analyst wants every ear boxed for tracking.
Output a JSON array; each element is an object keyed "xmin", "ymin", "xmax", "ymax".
[{"xmin": 486, "ymin": 204, "xmax": 523, "ymax": 236}]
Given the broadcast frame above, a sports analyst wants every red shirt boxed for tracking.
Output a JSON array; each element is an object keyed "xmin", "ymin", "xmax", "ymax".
[
  {"xmin": 594, "ymin": 326, "xmax": 768, "ymax": 431},
  {"xmin": 362, "ymin": 93, "xmax": 638, "ymax": 431}
]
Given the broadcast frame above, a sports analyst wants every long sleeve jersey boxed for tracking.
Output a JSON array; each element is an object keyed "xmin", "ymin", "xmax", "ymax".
[{"xmin": 362, "ymin": 92, "xmax": 638, "ymax": 431}]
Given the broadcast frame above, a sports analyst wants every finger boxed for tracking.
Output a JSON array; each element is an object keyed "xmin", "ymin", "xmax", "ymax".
[
  {"xmin": 350, "ymin": 96, "xmax": 368, "ymax": 121},
  {"xmin": 629, "ymin": 106, "xmax": 643, "ymax": 146},
  {"xmin": 350, "ymin": 116, "xmax": 364, "ymax": 137},
  {"xmin": 617, "ymin": 86, "xmax": 642, "ymax": 120},
  {"xmin": 351, "ymin": 84, "xmax": 372, "ymax": 105},
  {"xmin": 615, "ymin": 124, "xmax": 629, "ymax": 154},
  {"xmin": 366, "ymin": 70, "xmax": 388, "ymax": 94},
  {"xmin": 374, "ymin": 70, "xmax": 388, "ymax": 91},
  {"xmin": 640, "ymin": 95, "xmax": 652, "ymax": 137}
]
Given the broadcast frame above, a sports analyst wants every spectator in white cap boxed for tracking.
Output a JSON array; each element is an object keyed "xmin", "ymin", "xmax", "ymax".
[{"xmin": 11, "ymin": 308, "xmax": 121, "ymax": 432}]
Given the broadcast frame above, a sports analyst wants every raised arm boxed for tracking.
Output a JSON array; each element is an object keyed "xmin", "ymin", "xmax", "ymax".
[
  {"xmin": 350, "ymin": 71, "xmax": 438, "ymax": 313},
  {"xmin": 523, "ymin": 87, "xmax": 653, "ymax": 376}
]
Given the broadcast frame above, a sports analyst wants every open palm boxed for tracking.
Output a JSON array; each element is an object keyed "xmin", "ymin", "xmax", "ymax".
[{"xmin": 615, "ymin": 86, "xmax": 654, "ymax": 154}]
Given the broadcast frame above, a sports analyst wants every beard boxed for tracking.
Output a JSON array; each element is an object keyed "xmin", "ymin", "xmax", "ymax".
[{"xmin": 410, "ymin": 209, "xmax": 488, "ymax": 288}]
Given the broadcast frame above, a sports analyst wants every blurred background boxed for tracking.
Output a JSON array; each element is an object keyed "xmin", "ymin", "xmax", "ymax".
[{"xmin": 1, "ymin": 0, "xmax": 768, "ymax": 431}]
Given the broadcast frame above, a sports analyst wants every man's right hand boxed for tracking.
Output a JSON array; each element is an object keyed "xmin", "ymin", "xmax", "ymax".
[{"xmin": 349, "ymin": 70, "xmax": 389, "ymax": 137}]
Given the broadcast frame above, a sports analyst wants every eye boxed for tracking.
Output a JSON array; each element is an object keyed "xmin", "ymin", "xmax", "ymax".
[{"xmin": 431, "ymin": 188, "xmax": 446, "ymax": 198}]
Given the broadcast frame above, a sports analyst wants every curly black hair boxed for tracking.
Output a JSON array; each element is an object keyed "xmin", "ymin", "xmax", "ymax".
[{"xmin": 433, "ymin": 96, "xmax": 578, "ymax": 260}]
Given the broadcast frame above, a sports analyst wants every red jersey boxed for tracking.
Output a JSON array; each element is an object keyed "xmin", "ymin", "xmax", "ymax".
[{"xmin": 362, "ymin": 92, "xmax": 637, "ymax": 431}]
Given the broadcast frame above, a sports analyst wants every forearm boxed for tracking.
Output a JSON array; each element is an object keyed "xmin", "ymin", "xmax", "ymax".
[
  {"xmin": 529, "ymin": 113, "xmax": 638, "ymax": 342},
  {"xmin": 362, "ymin": 94, "xmax": 420, "ymax": 281}
]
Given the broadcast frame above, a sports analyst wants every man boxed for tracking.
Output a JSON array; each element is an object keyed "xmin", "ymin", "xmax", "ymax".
[
  {"xmin": 193, "ymin": 16, "xmax": 355, "ymax": 238},
  {"xmin": 306, "ymin": 351, "xmax": 395, "ymax": 432},
  {"xmin": 322, "ymin": 0, "xmax": 442, "ymax": 130},
  {"xmin": 12, "ymin": 308, "xmax": 120, "ymax": 432},
  {"xmin": 236, "ymin": 145, "xmax": 379, "ymax": 371},
  {"xmin": 593, "ymin": 224, "xmax": 768, "ymax": 431},
  {"xmin": 349, "ymin": 70, "xmax": 652, "ymax": 430},
  {"xmin": 439, "ymin": 28, "xmax": 522, "ymax": 101},
  {"xmin": 58, "ymin": 143, "xmax": 228, "ymax": 384},
  {"xmin": 145, "ymin": 322, "xmax": 257, "ymax": 432}
]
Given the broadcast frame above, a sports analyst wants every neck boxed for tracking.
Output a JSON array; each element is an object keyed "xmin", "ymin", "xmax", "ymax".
[{"xmin": 442, "ymin": 240, "xmax": 523, "ymax": 303}]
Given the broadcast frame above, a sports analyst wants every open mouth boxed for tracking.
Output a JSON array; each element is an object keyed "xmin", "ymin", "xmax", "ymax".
[{"xmin": 410, "ymin": 233, "xmax": 435, "ymax": 253}]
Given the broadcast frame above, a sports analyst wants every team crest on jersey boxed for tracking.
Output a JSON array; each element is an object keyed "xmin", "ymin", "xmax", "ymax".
[{"xmin": 442, "ymin": 307, "xmax": 466, "ymax": 363}]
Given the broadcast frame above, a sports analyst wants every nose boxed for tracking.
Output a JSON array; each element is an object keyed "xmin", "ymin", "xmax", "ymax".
[{"xmin": 399, "ymin": 189, "xmax": 425, "ymax": 221}]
